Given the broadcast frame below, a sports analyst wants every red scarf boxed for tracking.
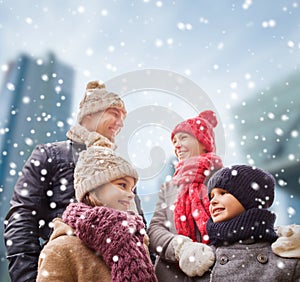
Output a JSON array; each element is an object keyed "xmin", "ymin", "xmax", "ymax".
[{"xmin": 173, "ymin": 153, "xmax": 223, "ymax": 243}]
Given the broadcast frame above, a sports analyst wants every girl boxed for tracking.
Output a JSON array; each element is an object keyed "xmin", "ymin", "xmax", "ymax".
[{"xmin": 37, "ymin": 145, "xmax": 157, "ymax": 282}]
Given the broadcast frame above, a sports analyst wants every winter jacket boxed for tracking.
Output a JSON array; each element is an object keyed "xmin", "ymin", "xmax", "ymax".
[
  {"xmin": 4, "ymin": 140, "xmax": 84, "ymax": 282},
  {"xmin": 4, "ymin": 140, "xmax": 146, "ymax": 282},
  {"xmin": 148, "ymin": 181, "xmax": 203, "ymax": 281},
  {"xmin": 148, "ymin": 157, "xmax": 221, "ymax": 280},
  {"xmin": 197, "ymin": 241, "xmax": 300, "ymax": 282},
  {"xmin": 36, "ymin": 218, "xmax": 111, "ymax": 282},
  {"xmin": 149, "ymin": 181, "xmax": 300, "ymax": 282}
]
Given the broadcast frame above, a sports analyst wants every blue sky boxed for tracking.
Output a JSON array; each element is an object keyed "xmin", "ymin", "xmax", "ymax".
[{"xmin": 1, "ymin": 0, "xmax": 300, "ymax": 220}]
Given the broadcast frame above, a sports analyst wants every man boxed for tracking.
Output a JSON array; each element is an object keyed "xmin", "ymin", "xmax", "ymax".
[{"xmin": 4, "ymin": 81, "xmax": 144, "ymax": 282}]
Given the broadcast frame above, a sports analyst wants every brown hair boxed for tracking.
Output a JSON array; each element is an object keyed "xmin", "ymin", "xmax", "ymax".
[{"xmin": 81, "ymin": 193, "xmax": 96, "ymax": 207}]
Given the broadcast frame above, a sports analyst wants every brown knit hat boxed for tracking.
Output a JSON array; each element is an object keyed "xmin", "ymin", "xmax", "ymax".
[
  {"xmin": 171, "ymin": 110, "xmax": 218, "ymax": 153},
  {"xmin": 74, "ymin": 146, "xmax": 138, "ymax": 202},
  {"xmin": 77, "ymin": 80, "xmax": 127, "ymax": 124}
]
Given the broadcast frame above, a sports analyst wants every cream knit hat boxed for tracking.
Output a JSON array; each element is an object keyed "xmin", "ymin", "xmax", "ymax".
[
  {"xmin": 77, "ymin": 80, "xmax": 127, "ymax": 124},
  {"xmin": 74, "ymin": 146, "xmax": 138, "ymax": 202}
]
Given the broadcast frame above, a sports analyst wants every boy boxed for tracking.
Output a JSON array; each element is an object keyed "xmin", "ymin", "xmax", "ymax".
[{"xmin": 204, "ymin": 165, "xmax": 300, "ymax": 281}]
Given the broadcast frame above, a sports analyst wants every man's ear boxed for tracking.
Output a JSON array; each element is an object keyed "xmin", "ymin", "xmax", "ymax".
[
  {"xmin": 84, "ymin": 114, "xmax": 93, "ymax": 120},
  {"xmin": 80, "ymin": 114, "xmax": 92, "ymax": 126}
]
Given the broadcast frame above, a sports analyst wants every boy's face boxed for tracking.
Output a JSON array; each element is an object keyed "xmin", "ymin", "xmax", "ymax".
[
  {"xmin": 91, "ymin": 176, "xmax": 135, "ymax": 211},
  {"xmin": 172, "ymin": 132, "xmax": 206, "ymax": 161},
  {"xmin": 209, "ymin": 188, "xmax": 245, "ymax": 223},
  {"xmin": 84, "ymin": 108, "xmax": 125, "ymax": 142}
]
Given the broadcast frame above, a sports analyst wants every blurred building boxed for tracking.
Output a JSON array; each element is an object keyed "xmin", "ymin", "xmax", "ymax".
[
  {"xmin": 138, "ymin": 155, "xmax": 177, "ymax": 223},
  {"xmin": 233, "ymin": 71, "xmax": 300, "ymax": 226},
  {"xmin": 0, "ymin": 52, "xmax": 74, "ymax": 281}
]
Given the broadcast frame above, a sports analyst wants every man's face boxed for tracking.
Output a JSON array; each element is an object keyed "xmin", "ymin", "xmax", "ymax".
[{"xmin": 84, "ymin": 108, "xmax": 125, "ymax": 142}]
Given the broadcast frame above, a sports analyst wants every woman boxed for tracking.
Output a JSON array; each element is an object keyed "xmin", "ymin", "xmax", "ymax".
[
  {"xmin": 148, "ymin": 110, "xmax": 223, "ymax": 280},
  {"xmin": 37, "ymin": 144, "xmax": 157, "ymax": 282}
]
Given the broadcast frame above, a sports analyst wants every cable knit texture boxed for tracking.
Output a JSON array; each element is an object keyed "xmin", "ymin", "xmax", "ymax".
[
  {"xmin": 171, "ymin": 110, "xmax": 218, "ymax": 153},
  {"xmin": 73, "ymin": 146, "xmax": 138, "ymax": 201},
  {"xmin": 173, "ymin": 153, "xmax": 223, "ymax": 243},
  {"xmin": 206, "ymin": 208, "xmax": 278, "ymax": 245},
  {"xmin": 76, "ymin": 80, "xmax": 126, "ymax": 124},
  {"xmin": 62, "ymin": 203, "xmax": 157, "ymax": 282}
]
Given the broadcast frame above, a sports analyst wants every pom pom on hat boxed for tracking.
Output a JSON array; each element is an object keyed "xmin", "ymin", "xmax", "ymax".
[
  {"xmin": 207, "ymin": 165, "xmax": 275, "ymax": 210},
  {"xmin": 171, "ymin": 110, "xmax": 218, "ymax": 153},
  {"xmin": 77, "ymin": 80, "xmax": 127, "ymax": 124},
  {"xmin": 74, "ymin": 146, "xmax": 138, "ymax": 202}
]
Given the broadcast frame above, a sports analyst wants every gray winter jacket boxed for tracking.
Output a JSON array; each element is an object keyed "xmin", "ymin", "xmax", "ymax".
[
  {"xmin": 148, "ymin": 181, "xmax": 195, "ymax": 281},
  {"xmin": 148, "ymin": 182, "xmax": 300, "ymax": 282},
  {"xmin": 199, "ymin": 241, "xmax": 300, "ymax": 282}
]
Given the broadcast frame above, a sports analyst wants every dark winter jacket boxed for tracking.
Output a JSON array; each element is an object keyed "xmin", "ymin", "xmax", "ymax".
[
  {"xmin": 4, "ymin": 140, "xmax": 84, "ymax": 282},
  {"xmin": 4, "ymin": 140, "xmax": 146, "ymax": 282}
]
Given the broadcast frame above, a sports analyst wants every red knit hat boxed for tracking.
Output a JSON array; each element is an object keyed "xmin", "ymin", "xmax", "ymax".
[{"xmin": 171, "ymin": 110, "xmax": 218, "ymax": 153}]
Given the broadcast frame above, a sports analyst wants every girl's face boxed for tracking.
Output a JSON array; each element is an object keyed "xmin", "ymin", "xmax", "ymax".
[
  {"xmin": 209, "ymin": 188, "xmax": 245, "ymax": 223},
  {"xmin": 90, "ymin": 176, "xmax": 135, "ymax": 211},
  {"xmin": 172, "ymin": 132, "xmax": 206, "ymax": 161}
]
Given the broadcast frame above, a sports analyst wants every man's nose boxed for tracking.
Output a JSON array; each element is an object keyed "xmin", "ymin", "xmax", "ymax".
[{"xmin": 116, "ymin": 117, "xmax": 124, "ymax": 128}]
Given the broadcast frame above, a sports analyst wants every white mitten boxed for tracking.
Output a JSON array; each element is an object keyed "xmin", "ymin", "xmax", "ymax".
[
  {"xmin": 272, "ymin": 224, "xmax": 300, "ymax": 258},
  {"xmin": 173, "ymin": 235, "xmax": 215, "ymax": 277}
]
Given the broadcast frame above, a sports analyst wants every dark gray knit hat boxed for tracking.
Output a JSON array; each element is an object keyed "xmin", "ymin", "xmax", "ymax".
[{"xmin": 207, "ymin": 165, "xmax": 275, "ymax": 210}]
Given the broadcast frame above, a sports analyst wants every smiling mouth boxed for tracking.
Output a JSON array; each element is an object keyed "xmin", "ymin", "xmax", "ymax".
[
  {"xmin": 177, "ymin": 151, "xmax": 187, "ymax": 157},
  {"xmin": 119, "ymin": 200, "xmax": 130, "ymax": 207},
  {"xmin": 212, "ymin": 208, "xmax": 224, "ymax": 217},
  {"xmin": 110, "ymin": 127, "xmax": 120, "ymax": 135}
]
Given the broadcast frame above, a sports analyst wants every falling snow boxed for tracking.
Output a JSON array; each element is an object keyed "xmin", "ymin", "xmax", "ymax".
[{"xmin": 0, "ymin": 1, "xmax": 300, "ymax": 279}]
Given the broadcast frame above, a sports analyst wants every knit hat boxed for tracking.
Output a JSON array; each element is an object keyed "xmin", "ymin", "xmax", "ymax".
[
  {"xmin": 74, "ymin": 146, "xmax": 138, "ymax": 201},
  {"xmin": 171, "ymin": 110, "xmax": 217, "ymax": 153},
  {"xmin": 77, "ymin": 80, "xmax": 127, "ymax": 124},
  {"xmin": 207, "ymin": 165, "xmax": 275, "ymax": 210}
]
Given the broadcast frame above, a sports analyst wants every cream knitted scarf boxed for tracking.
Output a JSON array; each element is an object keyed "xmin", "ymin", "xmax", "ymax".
[{"xmin": 66, "ymin": 124, "xmax": 116, "ymax": 149}]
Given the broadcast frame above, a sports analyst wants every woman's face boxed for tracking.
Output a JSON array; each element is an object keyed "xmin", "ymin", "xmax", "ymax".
[
  {"xmin": 172, "ymin": 132, "xmax": 206, "ymax": 161},
  {"xmin": 89, "ymin": 176, "xmax": 135, "ymax": 211}
]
